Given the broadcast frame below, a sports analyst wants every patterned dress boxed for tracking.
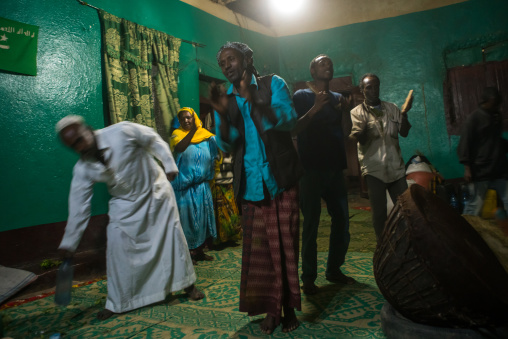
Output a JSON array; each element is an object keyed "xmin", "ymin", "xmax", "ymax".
[
  {"xmin": 172, "ymin": 137, "xmax": 219, "ymax": 249},
  {"xmin": 210, "ymin": 152, "xmax": 242, "ymax": 244}
]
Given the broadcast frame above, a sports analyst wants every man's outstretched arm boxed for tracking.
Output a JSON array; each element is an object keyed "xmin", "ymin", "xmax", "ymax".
[{"xmin": 58, "ymin": 165, "xmax": 94, "ymax": 254}]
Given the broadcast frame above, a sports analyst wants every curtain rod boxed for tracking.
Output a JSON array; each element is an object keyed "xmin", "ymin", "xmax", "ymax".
[{"xmin": 76, "ymin": 0, "xmax": 206, "ymax": 48}]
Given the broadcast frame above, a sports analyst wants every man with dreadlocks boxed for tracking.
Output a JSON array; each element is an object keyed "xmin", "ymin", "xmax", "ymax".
[{"xmin": 210, "ymin": 42, "xmax": 303, "ymax": 334}]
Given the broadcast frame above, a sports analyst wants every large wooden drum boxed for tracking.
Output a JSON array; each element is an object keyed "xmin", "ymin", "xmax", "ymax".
[{"xmin": 373, "ymin": 184, "xmax": 508, "ymax": 327}]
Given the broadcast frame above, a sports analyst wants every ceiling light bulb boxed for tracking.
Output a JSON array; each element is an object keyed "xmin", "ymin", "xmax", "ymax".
[{"xmin": 270, "ymin": 0, "xmax": 304, "ymax": 14}]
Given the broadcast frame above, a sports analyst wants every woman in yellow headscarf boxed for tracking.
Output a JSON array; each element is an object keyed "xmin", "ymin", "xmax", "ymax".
[{"xmin": 170, "ymin": 107, "xmax": 219, "ymax": 264}]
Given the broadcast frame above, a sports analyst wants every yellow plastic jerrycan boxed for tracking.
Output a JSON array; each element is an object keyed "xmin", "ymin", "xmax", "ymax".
[{"xmin": 481, "ymin": 189, "xmax": 497, "ymax": 219}]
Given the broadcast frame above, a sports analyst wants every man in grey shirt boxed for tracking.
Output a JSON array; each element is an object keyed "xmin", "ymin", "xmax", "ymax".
[{"xmin": 350, "ymin": 73, "xmax": 413, "ymax": 241}]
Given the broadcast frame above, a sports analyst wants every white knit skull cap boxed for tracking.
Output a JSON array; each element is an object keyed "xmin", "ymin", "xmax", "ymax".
[{"xmin": 55, "ymin": 115, "xmax": 85, "ymax": 134}]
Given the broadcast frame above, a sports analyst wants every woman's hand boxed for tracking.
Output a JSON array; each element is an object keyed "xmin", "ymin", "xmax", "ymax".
[{"xmin": 190, "ymin": 115, "xmax": 197, "ymax": 132}]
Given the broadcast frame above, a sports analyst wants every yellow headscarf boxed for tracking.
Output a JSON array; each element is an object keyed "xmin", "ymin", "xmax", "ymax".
[{"xmin": 170, "ymin": 107, "xmax": 215, "ymax": 151}]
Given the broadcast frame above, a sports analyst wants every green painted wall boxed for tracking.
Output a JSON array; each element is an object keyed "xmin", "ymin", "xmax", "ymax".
[
  {"xmin": 278, "ymin": 0, "xmax": 508, "ymax": 180},
  {"xmin": 0, "ymin": 0, "xmax": 278, "ymax": 231},
  {"xmin": 1, "ymin": 0, "xmax": 507, "ymax": 232}
]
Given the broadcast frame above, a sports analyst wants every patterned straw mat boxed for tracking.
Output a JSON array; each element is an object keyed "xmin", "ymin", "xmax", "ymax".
[{"xmin": 1, "ymin": 209, "xmax": 386, "ymax": 338}]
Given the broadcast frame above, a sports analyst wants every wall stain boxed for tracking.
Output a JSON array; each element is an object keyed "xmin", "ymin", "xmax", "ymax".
[{"xmin": 421, "ymin": 83, "xmax": 432, "ymax": 158}]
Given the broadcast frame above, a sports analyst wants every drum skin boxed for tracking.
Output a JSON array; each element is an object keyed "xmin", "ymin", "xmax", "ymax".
[
  {"xmin": 406, "ymin": 172, "xmax": 436, "ymax": 191},
  {"xmin": 373, "ymin": 184, "xmax": 508, "ymax": 327}
]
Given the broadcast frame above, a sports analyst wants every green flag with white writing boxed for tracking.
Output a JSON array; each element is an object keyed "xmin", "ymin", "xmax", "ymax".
[{"xmin": 0, "ymin": 17, "xmax": 38, "ymax": 76}]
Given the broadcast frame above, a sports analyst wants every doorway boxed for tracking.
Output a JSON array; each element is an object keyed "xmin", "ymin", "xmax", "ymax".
[{"xmin": 198, "ymin": 74, "xmax": 229, "ymax": 131}]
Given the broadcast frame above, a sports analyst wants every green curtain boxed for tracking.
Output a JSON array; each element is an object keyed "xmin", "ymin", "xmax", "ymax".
[
  {"xmin": 152, "ymin": 32, "xmax": 181, "ymax": 138},
  {"xmin": 99, "ymin": 10, "xmax": 181, "ymax": 136}
]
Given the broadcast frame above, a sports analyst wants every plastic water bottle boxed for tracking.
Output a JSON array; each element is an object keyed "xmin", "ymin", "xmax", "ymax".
[
  {"xmin": 450, "ymin": 193, "xmax": 460, "ymax": 212},
  {"xmin": 460, "ymin": 190, "xmax": 469, "ymax": 213},
  {"xmin": 54, "ymin": 258, "xmax": 74, "ymax": 306}
]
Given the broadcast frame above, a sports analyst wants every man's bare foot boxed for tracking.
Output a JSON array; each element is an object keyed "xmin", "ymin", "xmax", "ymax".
[
  {"xmin": 97, "ymin": 309, "xmax": 115, "ymax": 320},
  {"xmin": 260, "ymin": 315, "xmax": 277, "ymax": 335},
  {"xmin": 202, "ymin": 253, "xmax": 214, "ymax": 261},
  {"xmin": 195, "ymin": 250, "xmax": 214, "ymax": 261},
  {"xmin": 282, "ymin": 308, "xmax": 299, "ymax": 333},
  {"xmin": 184, "ymin": 284, "xmax": 205, "ymax": 300}
]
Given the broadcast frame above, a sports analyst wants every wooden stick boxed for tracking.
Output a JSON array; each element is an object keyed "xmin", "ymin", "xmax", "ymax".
[
  {"xmin": 401, "ymin": 89, "xmax": 413, "ymax": 113},
  {"xmin": 306, "ymin": 81, "xmax": 318, "ymax": 94}
]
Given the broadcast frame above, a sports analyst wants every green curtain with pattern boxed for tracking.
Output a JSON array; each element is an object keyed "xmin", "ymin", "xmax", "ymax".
[{"xmin": 99, "ymin": 10, "xmax": 181, "ymax": 137}]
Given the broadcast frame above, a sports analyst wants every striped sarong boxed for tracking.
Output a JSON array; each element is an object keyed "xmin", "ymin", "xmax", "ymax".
[{"xmin": 239, "ymin": 185, "xmax": 301, "ymax": 325}]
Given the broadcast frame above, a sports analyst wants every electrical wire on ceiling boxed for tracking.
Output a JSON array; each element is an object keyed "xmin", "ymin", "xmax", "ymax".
[{"xmin": 76, "ymin": 0, "xmax": 206, "ymax": 48}]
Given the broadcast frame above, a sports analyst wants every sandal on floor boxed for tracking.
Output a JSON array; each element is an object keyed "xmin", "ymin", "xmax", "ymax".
[{"xmin": 326, "ymin": 271, "xmax": 356, "ymax": 285}]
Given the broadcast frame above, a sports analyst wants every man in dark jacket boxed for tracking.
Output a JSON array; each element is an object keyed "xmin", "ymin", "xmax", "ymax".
[
  {"xmin": 210, "ymin": 42, "xmax": 302, "ymax": 334},
  {"xmin": 292, "ymin": 54, "xmax": 355, "ymax": 296},
  {"xmin": 458, "ymin": 87, "xmax": 508, "ymax": 215}
]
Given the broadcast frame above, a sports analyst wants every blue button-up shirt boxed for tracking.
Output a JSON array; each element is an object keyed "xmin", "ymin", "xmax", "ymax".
[{"xmin": 214, "ymin": 74, "xmax": 297, "ymax": 202}]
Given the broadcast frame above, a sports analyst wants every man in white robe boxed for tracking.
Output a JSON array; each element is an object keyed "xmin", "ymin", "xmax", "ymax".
[{"xmin": 56, "ymin": 115, "xmax": 203, "ymax": 320}]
